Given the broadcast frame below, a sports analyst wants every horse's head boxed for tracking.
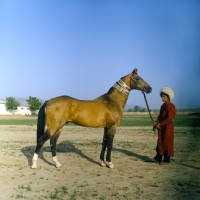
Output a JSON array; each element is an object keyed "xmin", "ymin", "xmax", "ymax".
[{"xmin": 129, "ymin": 68, "xmax": 152, "ymax": 93}]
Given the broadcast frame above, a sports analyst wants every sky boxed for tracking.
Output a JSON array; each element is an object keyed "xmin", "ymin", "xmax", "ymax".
[{"xmin": 0, "ymin": 0, "xmax": 200, "ymax": 109}]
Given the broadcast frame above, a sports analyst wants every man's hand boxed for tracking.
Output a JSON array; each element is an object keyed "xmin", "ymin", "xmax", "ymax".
[
  {"xmin": 155, "ymin": 123, "xmax": 161, "ymax": 129},
  {"xmin": 153, "ymin": 121, "xmax": 161, "ymax": 130}
]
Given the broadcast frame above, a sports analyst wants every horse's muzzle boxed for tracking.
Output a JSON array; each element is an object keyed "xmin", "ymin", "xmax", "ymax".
[{"xmin": 145, "ymin": 87, "xmax": 152, "ymax": 94}]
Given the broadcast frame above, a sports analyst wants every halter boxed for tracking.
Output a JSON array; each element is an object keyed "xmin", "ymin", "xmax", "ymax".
[
  {"xmin": 129, "ymin": 73, "xmax": 148, "ymax": 93},
  {"xmin": 113, "ymin": 73, "xmax": 147, "ymax": 95}
]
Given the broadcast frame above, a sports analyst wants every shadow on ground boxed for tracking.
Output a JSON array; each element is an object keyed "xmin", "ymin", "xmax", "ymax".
[
  {"xmin": 21, "ymin": 140, "xmax": 100, "ymax": 167},
  {"xmin": 21, "ymin": 140, "xmax": 151, "ymax": 169}
]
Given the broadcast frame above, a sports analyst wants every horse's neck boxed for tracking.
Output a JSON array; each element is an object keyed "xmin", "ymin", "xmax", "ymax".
[
  {"xmin": 107, "ymin": 87, "xmax": 129, "ymax": 110},
  {"xmin": 108, "ymin": 75, "xmax": 131, "ymax": 110}
]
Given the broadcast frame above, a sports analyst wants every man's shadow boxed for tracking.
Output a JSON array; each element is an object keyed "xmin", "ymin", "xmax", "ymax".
[{"xmin": 21, "ymin": 140, "xmax": 100, "ymax": 167}]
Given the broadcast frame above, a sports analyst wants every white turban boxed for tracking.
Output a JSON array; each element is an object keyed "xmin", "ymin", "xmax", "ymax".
[{"xmin": 160, "ymin": 87, "xmax": 174, "ymax": 101}]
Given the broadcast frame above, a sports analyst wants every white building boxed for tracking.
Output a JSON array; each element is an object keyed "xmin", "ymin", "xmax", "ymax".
[
  {"xmin": 15, "ymin": 106, "xmax": 32, "ymax": 115},
  {"xmin": 0, "ymin": 100, "xmax": 10, "ymax": 115},
  {"xmin": 0, "ymin": 100, "xmax": 31, "ymax": 115}
]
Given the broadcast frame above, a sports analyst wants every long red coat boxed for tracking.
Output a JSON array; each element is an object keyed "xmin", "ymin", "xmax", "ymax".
[{"xmin": 156, "ymin": 102, "xmax": 176, "ymax": 157}]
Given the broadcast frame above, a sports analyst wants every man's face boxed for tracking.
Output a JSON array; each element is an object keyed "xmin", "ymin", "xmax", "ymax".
[{"xmin": 161, "ymin": 94, "xmax": 169, "ymax": 103}]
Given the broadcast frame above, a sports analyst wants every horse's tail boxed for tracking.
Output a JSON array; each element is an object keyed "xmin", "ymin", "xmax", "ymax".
[{"xmin": 36, "ymin": 101, "xmax": 47, "ymax": 143}]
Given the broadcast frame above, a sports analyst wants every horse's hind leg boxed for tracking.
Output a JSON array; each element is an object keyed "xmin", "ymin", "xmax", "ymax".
[
  {"xmin": 50, "ymin": 130, "xmax": 62, "ymax": 168},
  {"xmin": 31, "ymin": 129, "xmax": 52, "ymax": 169}
]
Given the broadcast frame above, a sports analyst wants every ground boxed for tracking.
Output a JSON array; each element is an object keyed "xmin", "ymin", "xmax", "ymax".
[{"xmin": 0, "ymin": 125, "xmax": 199, "ymax": 200}]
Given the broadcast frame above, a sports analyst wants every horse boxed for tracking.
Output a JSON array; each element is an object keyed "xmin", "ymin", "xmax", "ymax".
[{"xmin": 31, "ymin": 68, "xmax": 152, "ymax": 169}]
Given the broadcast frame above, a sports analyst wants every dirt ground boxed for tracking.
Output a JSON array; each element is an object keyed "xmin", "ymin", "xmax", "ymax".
[{"xmin": 0, "ymin": 125, "xmax": 199, "ymax": 200}]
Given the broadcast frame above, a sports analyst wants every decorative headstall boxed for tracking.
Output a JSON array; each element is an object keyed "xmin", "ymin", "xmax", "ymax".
[{"xmin": 113, "ymin": 79, "xmax": 131, "ymax": 96}]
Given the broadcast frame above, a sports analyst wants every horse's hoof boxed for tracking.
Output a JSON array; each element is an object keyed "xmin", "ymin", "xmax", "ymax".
[
  {"xmin": 100, "ymin": 160, "xmax": 106, "ymax": 167},
  {"xmin": 55, "ymin": 164, "xmax": 62, "ymax": 168},
  {"xmin": 31, "ymin": 160, "xmax": 37, "ymax": 169},
  {"xmin": 107, "ymin": 162, "xmax": 114, "ymax": 169},
  {"xmin": 30, "ymin": 164, "xmax": 37, "ymax": 169}
]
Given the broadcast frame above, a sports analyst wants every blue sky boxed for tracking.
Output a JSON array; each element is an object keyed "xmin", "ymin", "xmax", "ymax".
[{"xmin": 0, "ymin": 0, "xmax": 200, "ymax": 109}]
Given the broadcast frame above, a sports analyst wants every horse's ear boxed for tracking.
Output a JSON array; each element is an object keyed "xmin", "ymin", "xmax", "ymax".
[{"xmin": 132, "ymin": 68, "xmax": 138, "ymax": 75}]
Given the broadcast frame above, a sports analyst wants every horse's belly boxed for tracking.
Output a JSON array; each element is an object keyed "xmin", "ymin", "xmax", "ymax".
[
  {"xmin": 70, "ymin": 112, "xmax": 107, "ymax": 127},
  {"xmin": 70, "ymin": 108, "xmax": 120, "ymax": 128}
]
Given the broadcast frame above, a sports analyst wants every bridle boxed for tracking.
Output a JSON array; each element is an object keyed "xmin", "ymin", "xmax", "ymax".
[
  {"xmin": 113, "ymin": 73, "xmax": 147, "ymax": 96},
  {"xmin": 129, "ymin": 74, "xmax": 148, "ymax": 93}
]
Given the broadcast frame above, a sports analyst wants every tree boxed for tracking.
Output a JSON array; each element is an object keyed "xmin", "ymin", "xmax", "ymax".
[
  {"xmin": 6, "ymin": 97, "xmax": 20, "ymax": 114},
  {"xmin": 127, "ymin": 106, "xmax": 146, "ymax": 112},
  {"xmin": 141, "ymin": 108, "xmax": 146, "ymax": 112},
  {"xmin": 133, "ymin": 105, "xmax": 141, "ymax": 112},
  {"xmin": 26, "ymin": 96, "xmax": 43, "ymax": 114}
]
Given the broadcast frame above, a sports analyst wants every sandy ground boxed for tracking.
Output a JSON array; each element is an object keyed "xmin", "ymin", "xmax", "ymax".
[{"xmin": 0, "ymin": 125, "xmax": 199, "ymax": 200}]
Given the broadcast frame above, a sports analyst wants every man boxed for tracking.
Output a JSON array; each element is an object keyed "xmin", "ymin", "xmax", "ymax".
[{"xmin": 152, "ymin": 87, "xmax": 176, "ymax": 164}]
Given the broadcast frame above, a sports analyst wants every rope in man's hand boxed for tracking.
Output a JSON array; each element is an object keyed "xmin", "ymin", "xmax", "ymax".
[{"xmin": 142, "ymin": 91, "xmax": 158, "ymax": 135}]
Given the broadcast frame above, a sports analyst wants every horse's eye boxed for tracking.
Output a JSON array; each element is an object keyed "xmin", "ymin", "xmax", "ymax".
[{"xmin": 137, "ymin": 77, "xmax": 143, "ymax": 81}]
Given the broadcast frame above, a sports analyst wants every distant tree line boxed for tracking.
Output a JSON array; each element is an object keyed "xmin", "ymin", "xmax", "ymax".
[
  {"xmin": 127, "ymin": 105, "xmax": 147, "ymax": 112},
  {"xmin": 5, "ymin": 96, "xmax": 43, "ymax": 115}
]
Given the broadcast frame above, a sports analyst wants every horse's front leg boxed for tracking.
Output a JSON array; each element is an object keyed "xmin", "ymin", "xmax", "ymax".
[
  {"xmin": 100, "ymin": 127, "xmax": 116, "ymax": 168},
  {"xmin": 100, "ymin": 128, "xmax": 108, "ymax": 167},
  {"xmin": 105, "ymin": 127, "xmax": 116, "ymax": 168},
  {"xmin": 50, "ymin": 130, "xmax": 62, "ymax": 168}
]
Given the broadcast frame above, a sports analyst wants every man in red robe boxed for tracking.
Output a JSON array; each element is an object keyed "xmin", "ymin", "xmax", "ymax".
[{"xmin": 152, "ymin": 87, "xmax": 176, "ymax": 164}]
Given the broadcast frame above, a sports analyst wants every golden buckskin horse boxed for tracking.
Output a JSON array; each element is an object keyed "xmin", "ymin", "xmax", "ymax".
[{"xmin": 31, "ymin": 68, "xmax": 152, "ymax": 169}]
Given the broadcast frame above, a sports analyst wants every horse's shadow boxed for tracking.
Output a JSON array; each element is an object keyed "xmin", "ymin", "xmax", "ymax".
[
  {"xmin": 112, "ymin": 147, "xmax": 150, "ymax": 161},
  {"xmin": 21, "ymin": 140, "xmax": 100, "ymax": 167},
  {"xmin": 22, "ymin": 141, "xmax": 149, "ymax": 167},
  {"xmin": 89, "ymin": 142, "xmax": 149, "ymax": 161}
]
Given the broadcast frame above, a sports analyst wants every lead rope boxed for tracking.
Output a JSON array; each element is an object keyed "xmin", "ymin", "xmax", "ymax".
[{"xmin": 142, "ymin": 91, "xmax": 156, "ymax": 137}]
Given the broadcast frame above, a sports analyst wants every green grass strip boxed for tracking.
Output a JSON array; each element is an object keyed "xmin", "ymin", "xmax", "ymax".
[{"xmin": 0, "ymin": 115, "xmax": 199, "ymax": 127}]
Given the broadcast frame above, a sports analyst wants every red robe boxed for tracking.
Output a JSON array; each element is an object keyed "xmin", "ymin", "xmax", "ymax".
[{"xmin": 156, "ymin": 102, "xmax": 176, "ymax": 157}]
